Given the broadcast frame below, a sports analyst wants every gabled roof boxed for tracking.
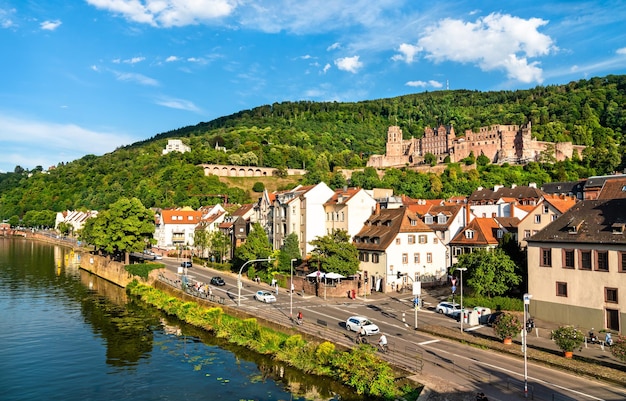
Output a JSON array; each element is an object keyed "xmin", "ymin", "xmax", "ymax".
[
  {"xmin": 422, "ymin": 204, "xmax": 464, "ymax": 230},
  {"xmin": 494, "ymin": 217, "xmax": 520, "ymax": 231},
  {"xmin": 231, "ymin": 203, "xmax": 255, "ymax": 217},
  {"xmin": 597, "ymin": 176, "xmax": 626, "ymax": 199},
  {"xmin": 324, "ymin": 187, "xmax": 363, "ymax": 206},
  {"xmin": 449, "ymin": 217, "xmax": 501, "ymax": 246},
  {"xmin": 527, "ymin": 198, "xmax": 626, "ymax": 245},
  {"xmin": 161, "ymin": 209, "xmax": 202, "ymax": 225},
  {"xmin": 405, "ymin": 198, "xmax": 442, "ymax": 215},
  {"xmin": 469, "ymin": 185, "xmax": 544, "ymax": 203},
  {"xmin": 353, "ymin": 207, "xmax": 433, "ymax": 251},
  {"xmin": 542, "ymin": 194, "xmax": 578, "ymax": 214},
  {"xmin": 541, "ymin": 180, "xmax": 584, "ymax": 196}
]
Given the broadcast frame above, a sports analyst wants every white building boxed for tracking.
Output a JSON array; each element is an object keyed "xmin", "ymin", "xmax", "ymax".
[
  {"xmin": 162, "ymin": 139, "xmax": 191, "ymax": 155},
  {"xmin": 324, "ymin": 187, "xmax": 377, "ymax": 240}
]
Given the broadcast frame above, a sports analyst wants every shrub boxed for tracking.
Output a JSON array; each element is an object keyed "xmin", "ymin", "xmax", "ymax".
[
  {"xmin": 550, "ymin": 325, "xmax": 585, "ymax": 352},
  {"xmin": 610, "ymin": 335, "xmax": 626, "ymax": 362},
  {"xmin": 252, "ymin": 182, "xmax": 265, "ymax": 192},
  {"xmin": 492, "ymin": 312, "xmax": 523, "ymax": 340},
  {"xmin": 124, "ymin": 262, "xmax": 162, "ymax": 279}
]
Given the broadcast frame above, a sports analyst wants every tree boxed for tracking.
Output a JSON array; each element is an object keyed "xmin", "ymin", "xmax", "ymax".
[
  {"xmin": 309, "ymin": 229, "xmax": 359, "ymax": 277},
  {"xmin": 454, "ymin": 248, "xmax": 521, "ymax": 298},
  {"xmin": 81, "ymin": 197, "xmax": 155, "ymax": 264},
  {"xmin": 8, "ymin": 215, "xmax": 19, "ymax": 227},
  {"xmin": 278, "ymin": 233, "xmax": 301, "ymax": 272},
  {"xmin": 476, "ymin": 153, "xmax": 490, "ymax": 167},
  {"xmin": 424, "ymin": 153, "xmax": 436, "ymax": 166},
  {"xmin": 208, "ymin": 231, "xmax": 230, "ymax": 263},
  {"xmin": 194, "ymin": 229, "xmax": 210, "ymax": 259},
  {"xmin": 233, "ymin": 222, "xmax": 272, "ymax": 271},
  {"xmin": 252, "ymin": 182, "xmax": 265, "ymax": 192}
]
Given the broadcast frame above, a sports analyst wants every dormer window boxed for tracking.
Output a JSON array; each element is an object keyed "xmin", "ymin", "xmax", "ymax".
[
  {"xmin": 465, "ymin": 230, "xmax": 474, "ymax": 239},
  {"xmin": 437, "ymin": 214, "xmax": 447, "ymax": 224},
  {"xmin": 567, "ymin": 218, "xmax": 583, "ymax": 234},
  {"xmin": 424, "ymin": 215, "xmax": 433, "ymax": 224},
  {"xmin": 612, "ymin": 223, "xmax": 625, "ymax": 234}
]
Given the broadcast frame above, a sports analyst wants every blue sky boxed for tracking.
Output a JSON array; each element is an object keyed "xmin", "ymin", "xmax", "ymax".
[{"xmin": 1, "ymin": 1, "xmax": 626, "ymax": 173}]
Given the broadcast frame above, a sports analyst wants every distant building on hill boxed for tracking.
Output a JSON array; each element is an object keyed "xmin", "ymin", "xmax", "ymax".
[
  {"xmin": 367, "ymin": 123, "xmax": 585, "ymax": 168},
  {"xmin": 162, "ymin": 139, "xmax": 190, "ymax": 155}
]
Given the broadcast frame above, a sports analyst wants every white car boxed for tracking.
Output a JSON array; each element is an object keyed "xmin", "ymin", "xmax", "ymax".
[
  {"xmin": 435, "ymin": 301, "xmax": 461, "ymax": 316},
  {"xmin": 254, "ymin": 290, "xmax": 277, "ymax": 303},
  {"xmin": 345, "ymin": 316, "xmax": 379, "ymax": 335}
]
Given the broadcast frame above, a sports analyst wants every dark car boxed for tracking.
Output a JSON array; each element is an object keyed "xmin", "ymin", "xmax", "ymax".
[
  {"xmin": 210, "ymin": 276, "xmax": 225, "ymax": 286},
  {"xmin": 181, "ymin": 261, "xmax": 192, "ymax": 268}
]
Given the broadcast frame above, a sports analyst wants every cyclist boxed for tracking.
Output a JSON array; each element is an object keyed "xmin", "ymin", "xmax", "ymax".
[
  {"xmin": 355, "ymin": 326, "xmax": 367, "ymax": 344},
  {"xmin": 378, "ymin": 333, "xmax": 388, "ymax": 352},
  {"xmin": 296, "ymin": 311, "xmax": 304, "ymax": 325}
]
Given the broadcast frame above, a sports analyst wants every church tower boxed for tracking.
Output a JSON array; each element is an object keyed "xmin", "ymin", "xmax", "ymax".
[{"xmin": 386, "ymin": 126, "xmax": 403, "ymax": 158}]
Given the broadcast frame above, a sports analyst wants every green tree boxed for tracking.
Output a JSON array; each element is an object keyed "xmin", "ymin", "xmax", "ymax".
[
  {"xmin": 208, "ymin": 231, "xmax": 230, "ymax": 263},
  {"xmin": 424, "ymin": 153, "xmax": 436, "ymax": 166},
  {"xmin": 309, "ymin": 229, "xmax": 359, "ymax": 277},
  {"xmin": 278, "ymin": 233, "xmax": 302, "ymax": 272},
  {"xmin": 454, "ymin": 248, "xmax": 521, "ymax": 298},
  {"xmin": 252, "ymin": 182, "xmax": 265, "ymax": 192},
  {"xmin": 194, "ymin": 229, "xmax": 210, "ymax": 260},
  {"xmin": 82, "ymin": 197, "xmax": 155, "ymax": 264},
  {"xmin": 8, "ymin": 215, "xmax": 19, "ymax": 227},
  {"xmin": 233, "ymin": 222, "xmax": 272, "ymax": 270},
  {"xmin": 476, "ymin": 153, "xmax": 490, "ymax": 166},
  {"xmin": 58, "ymin": 221, "xmax": 73, "ymax": 236}
]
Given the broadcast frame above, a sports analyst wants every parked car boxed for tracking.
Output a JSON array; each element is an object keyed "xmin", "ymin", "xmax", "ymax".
[
  {"xmin": 210, "ymin": 276, "xmax": 225, "ymax": 286},
  {"xmin": 435, "ymin": 301, "xmax": 461, "ymax": 316},
  {"xmin": 181, "ymin": 261, "xmax": 192, "ymax": 268},
  {"xmin": 153, "ymin": 254, "xmax": 163, "ymax": 260},
  {"xmin": 345, "ymin": 316, "xmax": 379, "ymax": 335},
  {"xmin": 254, "ymin": 290, "xmax": 277, "ymax": 303}
]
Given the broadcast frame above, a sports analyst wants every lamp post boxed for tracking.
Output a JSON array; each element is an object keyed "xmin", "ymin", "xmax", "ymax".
[
  {"xmin": 457, "ymin": 267, "xmax": 467, "ymax": 332},
  {"xmin": 237, "ymin": 258, "xmax": 272, "ymax": 306},
  {"xmin": 290, "ymin": 258, "xmax": 297, "ymax": 321},
  {"xmin": 523, "ymin": 293, "xmax": 532, "ymax": 398}
]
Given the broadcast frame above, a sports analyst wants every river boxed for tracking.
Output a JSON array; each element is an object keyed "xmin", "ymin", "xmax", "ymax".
[{"xmin": 0, "ymin": 238, "xmax": 362, "ymax": 401}]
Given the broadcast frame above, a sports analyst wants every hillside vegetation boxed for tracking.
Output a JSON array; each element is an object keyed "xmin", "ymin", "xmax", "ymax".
[{"xmin": 1, "ymin": 74, "xmax": 625, "ymax": 219}]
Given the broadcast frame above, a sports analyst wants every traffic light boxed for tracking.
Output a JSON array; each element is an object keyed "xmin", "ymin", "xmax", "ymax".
[{"xmin": 397, "ymin": 271, "xmax": 402, "ymax": 279}]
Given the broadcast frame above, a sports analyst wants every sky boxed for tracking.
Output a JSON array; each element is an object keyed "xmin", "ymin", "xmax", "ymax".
[{"xmin": 1, "ymin": 1, "xmax": 626, "ymax": 174}]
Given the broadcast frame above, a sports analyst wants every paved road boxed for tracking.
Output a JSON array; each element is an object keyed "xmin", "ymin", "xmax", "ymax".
[{"xmin": 160, "ymin": 258, "xmax": 626, "ymax": 401}]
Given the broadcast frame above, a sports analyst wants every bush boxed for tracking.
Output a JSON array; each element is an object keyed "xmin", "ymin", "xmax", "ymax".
[
  {"xmin": 252, "ymin": 182, "xmax": 265, "ymax": 192},
  {"xmin": 610, "ymin": 335, "xmax": 626, "ymax": 362},
  {"xmin": 550, "ymin": 325, "xmax": 585, "ymax": 352},
  {"xmin": 124, "ymin": 262, "xmax": 163, "ymax": 279},
  {"xmin": 492, "ymin": 312, "xmax": 523, "ymax": 340}
]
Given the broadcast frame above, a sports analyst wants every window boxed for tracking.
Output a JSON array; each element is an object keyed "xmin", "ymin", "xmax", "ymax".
[
  {"xmin": 556, "ymin": 282, "xmax": 568, "ymax": 297},
  {"xmin": 453, "ymin": 247, "xmax": 462, "ymax": 256},
  {"xmin": 596, "ymin": 251, "xmax": 609, "ymax": 271},
  {"xmin": 620, "ymin": 252, "xmax": 626, "ymax": 273},
  {"xmin": 402, "ymin": 253, "xmax": 408, "ymax": 264},
  {"xmin": 605, "ymin": 287, "xmax": 618, "ymax": 303},
  {"xmin": 580, "ymin": 250, "xmax": 592, "ymax": 270},
  {"xmin": 563, "ymin": 249, "xmax": 575, "ymax": 269},
  {"xmin": 424, "ymin": 215, "xmax": 433, "ymax": 224},
  {"xmin": 433, "ymin": 237, "xmax": 438, "ymax": 244},
  {"xmin": 372, "ymin": 253, "xmax": 379, "ymax": 263},
  {"xmin": 341, "ymin": 212, "xmax": 345, "ymax": 221},
  {"xmin": 543, "ymin": 204, "xmax": 549, "ymax": 214},
  {"xmin": 414, "ymin": 253, "xmax": 420, "ymax": 263},
  {"xmin": 496, "ymin": 229, "xmax": 503, "ymax": 239},
  {"xmin": 396, "ymin": 238, "xmax": 401, "ymax": 245},
  {"xmin": 418, "ymin": 235, "xmax": 427, "ymax": 244},
  {"xmin": 437, "ymin": 215, "xmax": 447, "ymax": 224},
  {"xmin": 551, "ymin": 215, "xmax": 558, "ymax": 222},
  {"xmin": 465, "ymin": 230, "xmax": 474, "ymax": 239},
  {"xmin": 534, "ymin": 215, "xmax": 541, "ymax": 224},
  {"xmin": 326, "ymin": 212, "xmax": 330, "ymax": 221},
  {"xmin": 524, "ymin": 230, "xmax": 531, "ymax": 238},
  {"xmin": 408, "ymin": 235, "xmax": 415, "ymax": 244},
  {"xmin": 541, "ymin": 248, "xmax": 552, "ymax": 267},
  {"xmin": 427, "ymin": 253, "xmax": 432, "ymax": 263},
  {"xmin": 363, "ymin": 253, "xmax": 370, "ymax": 262}
]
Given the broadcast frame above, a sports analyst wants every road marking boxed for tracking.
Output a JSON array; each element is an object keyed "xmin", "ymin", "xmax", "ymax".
[
  {"xmin": 464, "ymin": 325, "xmax": 485, "ymax": 332},
  {"xmin": 418, "ymin": 339, "xmax": 440, "ymax": 345}
]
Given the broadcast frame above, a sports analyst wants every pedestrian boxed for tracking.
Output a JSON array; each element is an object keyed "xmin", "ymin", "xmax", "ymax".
[
  {"xmin": 291, "ymin": 282, "xmax": 295, "ymax": 293},
  {"xmin": 275, "ymin": 282, "xmax": 279, "ymax": 294}
]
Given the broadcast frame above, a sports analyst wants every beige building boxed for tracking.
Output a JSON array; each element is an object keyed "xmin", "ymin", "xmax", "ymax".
[
  {"xmin": 527, "ymin": 198, "xmax": 626, "ymax": 335},
  {"xmin": 517, "ymin": 194, "xmax": 577, "ymax": 249}
]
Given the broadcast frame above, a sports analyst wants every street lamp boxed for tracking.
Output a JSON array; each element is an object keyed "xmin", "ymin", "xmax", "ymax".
[
  {"xmin": 237, "ymin": 258, "xmax": 273, "ymax": 306},
  {"xmin": 290, "ymin": 258, "xmax": 297, "ymax": 321},
  {"xmin": 457, "ymin": 267, "xmax": 467, "ymax": 333},
  {"xmin": 523, "ymin": 293, "xmax": 533, "ymax": 398}
]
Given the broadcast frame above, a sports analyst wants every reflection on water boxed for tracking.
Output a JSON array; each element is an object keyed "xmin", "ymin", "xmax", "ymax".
[{"xmin": 0, "ymin": 238, "xmax": 365, "ymax": 401}]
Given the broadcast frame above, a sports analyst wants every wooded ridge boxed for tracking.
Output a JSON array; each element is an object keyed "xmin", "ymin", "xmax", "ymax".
[{"xmin": 0, "ymin": 74, "xmax": 624, "ymax": 219}]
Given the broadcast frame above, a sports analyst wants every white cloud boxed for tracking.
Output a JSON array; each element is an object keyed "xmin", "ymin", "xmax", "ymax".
[
  {"xmin": 114, "ymin": 71, "xmax": 159, "ymax": 86},
  {"xmin": 327, "ymin": 42, "xmax": 341, "ymax": 51},
  {"xmin": 334, "ymin": 56, "xmax": 363, "ymax": 73},
  {"xmin": 417, "ymin": 13, "xmax": 555, "ymax": 83},
  {"xmin": 166, "ymin": 55, "xmax": 179, "ymax": 62},
  {"xmin": 154, "ymin": 96, "xmax": 201, "ymax": 112},
  {"xmin": 0, "ymin": 113, "xmax": 135, "ymax": 172},
  {"xmin": 1, "ymin": 8, "xmax": 16, "ymax": 29},
  {"xmin": 405, "ymin": 80, "xmax": 442, "ymax": 88},
  {"xmin": 392, "ymin": 43, "xmax": 422, "ymax": 63},
  {"xmin": 40, "ymin": 20, "xmax": 62, "ymax": 31},
  {"xmin": 124, "ymin": 56, "xmax": 145, "ymax": 64},
  {"xmin": 86, "ymin": 0, "xmax": 236, "ymax": 27},
  {"xmin": 617, "ymin": 47, "xmax": 626, "ymax": 55},
  {"xmin": 322, "ymin": 63, "xmax": 331, "ymax": 74}
]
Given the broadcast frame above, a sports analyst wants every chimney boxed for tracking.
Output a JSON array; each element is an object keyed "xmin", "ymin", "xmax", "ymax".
[
  {"xmin": 375, "ymin": 202, "xmax": 381, "ymax": 215},
  {"xmin": 511, "ymin": 184, "xmax": 517, "ymax": 189},
  {"xmin": 510, "ymin": 202, "xmax": 514, "ymax": 218},
  {"xmin": 465, "ymin": 203, "xmax": 471, "ymax": 224}
]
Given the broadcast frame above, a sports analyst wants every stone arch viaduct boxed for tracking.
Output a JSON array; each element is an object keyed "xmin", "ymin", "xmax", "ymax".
[{"xmin": 200, "ymin": 164, "xmax": 306, "ymax": 178}]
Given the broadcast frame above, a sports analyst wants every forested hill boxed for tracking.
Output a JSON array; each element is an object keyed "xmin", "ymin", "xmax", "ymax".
[{"xmin": 1, "ymin": 74, "xmax": 625, "ymax": 220}]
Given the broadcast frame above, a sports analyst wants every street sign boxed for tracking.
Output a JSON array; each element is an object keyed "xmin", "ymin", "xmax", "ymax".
[{"xmin": 412, "ymin": 281, "xmax": 421, "ymax": 296}]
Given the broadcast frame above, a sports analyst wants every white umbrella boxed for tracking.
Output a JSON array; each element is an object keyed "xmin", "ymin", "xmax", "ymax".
[
  {"xmin": 306, "ymin": 270, "xmax": 322, "ymax": 278},
  {"xmin": 324, "ymin": 272, "xmax": 345, "ymax": 279}
]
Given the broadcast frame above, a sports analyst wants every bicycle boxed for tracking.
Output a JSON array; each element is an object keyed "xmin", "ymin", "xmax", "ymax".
[
  {"xmin": 355, "ymin": 334, "xmax": 368, "ymax": 344},
  {"xmin": 378, "ymin": 343, "xmax": 388, "ymax": 353}
]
